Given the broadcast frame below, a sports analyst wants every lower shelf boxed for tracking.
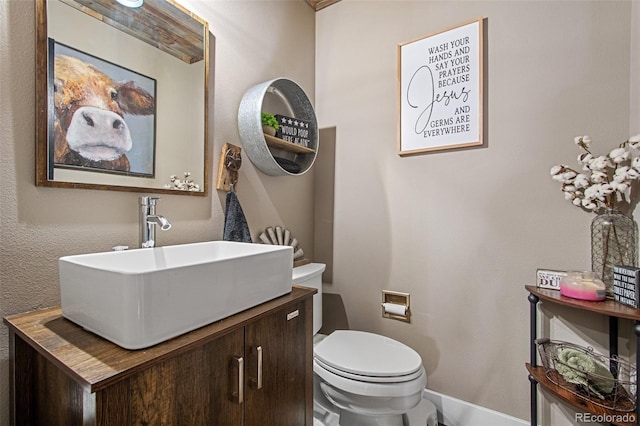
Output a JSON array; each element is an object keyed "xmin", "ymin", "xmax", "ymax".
[{"xmin": 527, "ymin": 363, "xmax": 637, "ymax": 426}]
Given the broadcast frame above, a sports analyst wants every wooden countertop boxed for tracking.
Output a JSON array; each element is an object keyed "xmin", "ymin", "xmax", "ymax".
[{"xmin": 4, "ymin": 286, "xmax": 316, "ymax": 393}]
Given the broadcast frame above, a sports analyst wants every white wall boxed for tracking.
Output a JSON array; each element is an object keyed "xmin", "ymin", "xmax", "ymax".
[
  {"xmin": 0, "ymin": 1, "xmax": 315, "ymax": 423},
  {"xmin": 316, "ymin": 1, "xmax": 633, "ymax": 423}
]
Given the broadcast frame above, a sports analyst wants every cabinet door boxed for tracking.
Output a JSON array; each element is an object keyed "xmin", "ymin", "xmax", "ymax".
[
  {"xmin": 244, "ymin": 300, "xmax": 309, "ymax": 426},
  {"xmin": 126, "ymin": 328, "xmax": 244, "ymax": 426},
  {"xmin": 12, "ymin": 334, "xmax": 91, "ymax": 426}
]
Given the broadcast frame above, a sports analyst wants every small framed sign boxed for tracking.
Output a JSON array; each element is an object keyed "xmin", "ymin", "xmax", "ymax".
[
  {"xmin": 613, "ymin": 265, "xmax": 640, "ymax": 308},
  {"xmin": 536, "ymin": 269, "xmax": 566, "ymax": 291},
  {"xmin": 275, "ymin": 115, "xmax": 312, "ymax": 148}
]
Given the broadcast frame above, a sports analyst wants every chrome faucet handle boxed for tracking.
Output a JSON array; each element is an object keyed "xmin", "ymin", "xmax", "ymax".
[
  {"xmin": 140, "ymin": 195, "xmax": 161, "ymax": 206},
  {"xmin": 139, "ymin": 195, "xmax": 169, "ymax": 248}
]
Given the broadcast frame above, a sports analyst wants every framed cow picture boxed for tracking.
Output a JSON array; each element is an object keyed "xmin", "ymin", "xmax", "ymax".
[{"xmin": 48, "ymin": 39, "xmax": 157, "ymax": 178}]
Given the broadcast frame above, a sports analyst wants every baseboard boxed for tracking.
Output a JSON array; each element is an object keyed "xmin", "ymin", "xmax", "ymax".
[{"xmin": 422, "ymin": 389, "xmax": 528, "ymax": 426}]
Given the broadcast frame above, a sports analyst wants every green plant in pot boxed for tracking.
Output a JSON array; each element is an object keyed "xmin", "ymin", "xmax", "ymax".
[{"xmin": 261, "ymin": 112, "xmax": 280, "ymax": 136}]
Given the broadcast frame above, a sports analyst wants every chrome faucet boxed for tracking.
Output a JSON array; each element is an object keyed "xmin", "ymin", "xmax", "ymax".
[{"xmin": 139, "ymin": 196, "xmax": 171, "ymax": 248}]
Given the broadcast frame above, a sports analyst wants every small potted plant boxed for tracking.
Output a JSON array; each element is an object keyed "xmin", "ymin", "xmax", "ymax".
[{"xmin": 261, "ymin": 112, "xmax": 279, "ymax": 136}]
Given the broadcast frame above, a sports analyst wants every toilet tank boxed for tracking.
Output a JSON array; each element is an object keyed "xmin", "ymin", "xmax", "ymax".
[{"xmin": 292, "ymin": 263, "xmax": 325, "ymax": 335}]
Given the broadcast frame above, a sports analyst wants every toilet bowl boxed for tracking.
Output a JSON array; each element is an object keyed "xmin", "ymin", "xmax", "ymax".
[{"xmin": 293, "ymin": 263, "xmax": 433, "ymax": 426}]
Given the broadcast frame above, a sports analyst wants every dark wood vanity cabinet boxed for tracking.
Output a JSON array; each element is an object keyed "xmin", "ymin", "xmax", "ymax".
[{"xmin": 5, "ymin": 286, "xmax": 315, "ymax": 426}]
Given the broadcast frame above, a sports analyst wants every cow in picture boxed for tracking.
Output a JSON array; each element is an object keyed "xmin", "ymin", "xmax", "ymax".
[{"xmin": 52, "ymin": 54, "xmax": 155, "ymax": 172}]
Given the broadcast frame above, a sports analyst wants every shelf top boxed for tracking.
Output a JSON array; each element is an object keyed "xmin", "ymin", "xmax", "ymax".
[{"xmin": 525, "ymin": 285, "xmax": 640, "ymax": 321}]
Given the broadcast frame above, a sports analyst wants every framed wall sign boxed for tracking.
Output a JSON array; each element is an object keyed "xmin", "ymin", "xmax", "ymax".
[{"xmin": 398, "ymin": 17, "xmax": 484, "ymax": 155}]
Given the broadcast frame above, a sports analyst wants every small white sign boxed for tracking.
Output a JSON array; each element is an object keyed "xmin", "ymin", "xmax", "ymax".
[
  {"xmin": 286, "ymin": 310, "xmax": 299, "ymax": 321},
  {"xmin": 536, "ymin": 269, "xmax": 566, "ymax": 290}
]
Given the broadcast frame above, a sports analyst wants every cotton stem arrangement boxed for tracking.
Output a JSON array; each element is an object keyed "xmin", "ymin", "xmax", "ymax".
[
  {"xmin": 550, "ymin": 134, "xmax": 640, "ymax": 212},
  {"xmin": 164, "ymin": 172, "xmax": 201, "ymax": 191}
]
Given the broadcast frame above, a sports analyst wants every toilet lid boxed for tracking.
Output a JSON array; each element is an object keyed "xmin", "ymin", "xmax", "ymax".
[{"xmin": 314, "ymin": 330, "xmax": 423, "ymax": 378}]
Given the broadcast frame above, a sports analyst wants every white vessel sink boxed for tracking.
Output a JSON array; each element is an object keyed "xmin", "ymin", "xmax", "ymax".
[{"xmin": 59, "ymin": 241, "xmax": 293, "ymax": 349}]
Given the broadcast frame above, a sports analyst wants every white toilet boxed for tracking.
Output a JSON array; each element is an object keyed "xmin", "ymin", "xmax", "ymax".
[{"xmin": 293, "ymin": 263, "xmax": 438, "ymax": 426}]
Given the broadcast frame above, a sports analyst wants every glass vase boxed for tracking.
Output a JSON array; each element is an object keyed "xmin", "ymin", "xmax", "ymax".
[{"xmin": 591, "ymin": 208, "xmax": 638, "ymax": 297}]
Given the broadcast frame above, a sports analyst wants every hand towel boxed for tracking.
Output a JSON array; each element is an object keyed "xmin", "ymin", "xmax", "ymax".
[
  {"xmin": 223, "ymin": 186, "xmax": 252, "ymax": 243},
  {"xmin": 556, "ymin": 347, "xmax": 615, "ymax": 399}
]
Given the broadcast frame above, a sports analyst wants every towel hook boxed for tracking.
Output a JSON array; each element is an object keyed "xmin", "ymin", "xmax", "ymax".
[
  {"xmin": 216, "ymin": 143, "xmax": 243, "ymax": 191},
  {"xmin": 225, "ymin": 148, "xmax": 242, "ymax": 172},
  {"xmin": 225, "ymin": 148, "xmax": 241, "ymax": 188}
]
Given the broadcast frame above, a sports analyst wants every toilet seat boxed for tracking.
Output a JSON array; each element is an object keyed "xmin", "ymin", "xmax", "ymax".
[
  {"xmin": 314, "ymin": 330, "xmax": 423, "ymax": 380},
  {"xmin": 314, "ymin": 359, "xmax": 427, "ymax": 398},
  {"xmin": 314, "ymin": 330, "xmax": 426, "ymax": 399},
  {"xmin": 314, "ymin": 357, "xmax": 425, "ymax": 383}
]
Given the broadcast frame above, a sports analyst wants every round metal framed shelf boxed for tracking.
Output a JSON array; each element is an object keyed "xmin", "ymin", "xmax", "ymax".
[{"xmin": 238, "ymin": 78, "xmax": 318, "ymax": 176}]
